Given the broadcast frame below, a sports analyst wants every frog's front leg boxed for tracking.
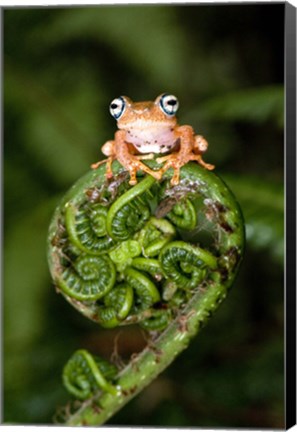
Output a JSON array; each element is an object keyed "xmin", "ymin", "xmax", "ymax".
[
  {"xmin": 156, "ymin": 126, "xmax": 214, "ymax": 185},
  {"xmin": 114, "ymin": 131, "xmax": 161, "ymax": 185},
  {"xmin": 156, "ymin": 126, "xmax": 195, "ymax": 185},
  {"xmin": 91, "ymin": 140, "xmax": 115, "ymax": 179}
]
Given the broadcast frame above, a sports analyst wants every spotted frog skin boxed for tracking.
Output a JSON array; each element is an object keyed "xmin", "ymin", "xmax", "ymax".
[{"xmin": 91, "ymin": 94, "xmax": 214, "ymax": 185}]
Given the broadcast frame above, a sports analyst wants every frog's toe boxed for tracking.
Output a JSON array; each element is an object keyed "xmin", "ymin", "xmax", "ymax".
[
  {"xmin": 197, "ymin": 160, "xmax": 215, "ymax": 171},
  {"xmin": 190, "ymin": 154, "xmax": 215, "ymax": 171},
  {"xmin": 91, "ymin": 158, "xmax": 108, "ymax": 169},
  {"xmin": 128, "ymin": 171, "xmax": 138, "ymax": 185},
  {"xmin": 170, "ymin": 177, "xmax": 179, "ymax": 186},
  {"xmin": 151, "ymin": 170, "xmax": 162, "ymax": 180},
  {"xmin": 91, "ymin": 162, "xmax": 100, "ymax": 169}
]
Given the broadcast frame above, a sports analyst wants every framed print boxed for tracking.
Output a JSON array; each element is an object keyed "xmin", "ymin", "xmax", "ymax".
[{"xmin": 2, "ymin": 1, "xmax": 296, "ymax": 429}]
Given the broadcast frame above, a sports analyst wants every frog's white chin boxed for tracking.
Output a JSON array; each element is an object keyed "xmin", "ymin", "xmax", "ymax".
[{"xmin": 124, "ymin": 125, "xmax": 176, "ymax": 154}]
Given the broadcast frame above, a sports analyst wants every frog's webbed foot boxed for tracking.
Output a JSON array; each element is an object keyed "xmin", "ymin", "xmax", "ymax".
[
  {"xmin": 114, "ymin": 131, "xmax": 161, "ymax": 185},
  {"xmin": 156, "ymin": 152, "xmax": 214, "ymax": 186},
  {"xmin": 155, "ymin": 153, "xmax": 185, "ymax": 185},
  {"xmin": 126, "ymin": 157, "xmax": 162, "ymax": 185}
]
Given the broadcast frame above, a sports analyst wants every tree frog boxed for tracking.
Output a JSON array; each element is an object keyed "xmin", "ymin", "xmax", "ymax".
[{"xmin": 91, "ymin": 94, "xmax": 214, "ymax": 185}]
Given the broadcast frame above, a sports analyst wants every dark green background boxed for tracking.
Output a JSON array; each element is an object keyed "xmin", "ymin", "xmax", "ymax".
[{"xmin": 4, "ymin": 4, "xmax": 284, "ymax": 427}]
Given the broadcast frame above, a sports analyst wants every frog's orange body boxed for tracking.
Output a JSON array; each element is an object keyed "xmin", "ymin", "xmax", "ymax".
[{"xmin": 91, "ymin": 94, "xmax": 214, "ymax": 185}]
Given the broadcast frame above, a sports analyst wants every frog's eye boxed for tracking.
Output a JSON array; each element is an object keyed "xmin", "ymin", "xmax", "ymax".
[
  {"xmin": 109, "ymin": 97, "xmax": 126, "ymax": 119},
  {"xmin": 159, "ymin": 94, "xmax": 179, "ymax": 116}
]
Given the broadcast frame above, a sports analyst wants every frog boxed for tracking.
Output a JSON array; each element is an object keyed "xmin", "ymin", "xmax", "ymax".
[{"xmin": 91, "ymin": 93, "xmax": 214, "ymax": 186}]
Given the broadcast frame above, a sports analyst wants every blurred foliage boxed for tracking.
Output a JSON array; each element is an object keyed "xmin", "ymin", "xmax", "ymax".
[{"xmin": 3, "ymin": 4, "xmax": 284, "ymax": 428}]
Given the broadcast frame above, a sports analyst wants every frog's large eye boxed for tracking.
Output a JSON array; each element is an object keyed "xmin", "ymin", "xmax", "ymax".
[
  {"xmin": 109, "ymin": 97, "xmax": 126, "ymax": 119},
  {"xmin": 159, "ymin": 94, "xmax": 179, "ymax": 116}
]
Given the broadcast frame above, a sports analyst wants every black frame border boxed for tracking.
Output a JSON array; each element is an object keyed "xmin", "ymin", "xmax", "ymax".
[{"xmin": 285, "ymin": 1, "xmax": 296, "ymax": 429}]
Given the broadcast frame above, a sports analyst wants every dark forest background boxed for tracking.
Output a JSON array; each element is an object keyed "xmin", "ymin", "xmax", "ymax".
[{"xmin": 4, "ymin": 3, "xmax": 284, "ymax": 427}]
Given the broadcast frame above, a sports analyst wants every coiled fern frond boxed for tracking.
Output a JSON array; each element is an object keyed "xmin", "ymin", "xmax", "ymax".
[{"xmin": 48, "ymin": 160, "xmax": 244, "ymax": 426}]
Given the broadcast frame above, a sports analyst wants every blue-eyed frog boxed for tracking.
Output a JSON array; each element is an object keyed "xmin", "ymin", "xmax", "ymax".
[{"xmin": 91, "ymin": 94, "xmax": 214, "ymax": 185}]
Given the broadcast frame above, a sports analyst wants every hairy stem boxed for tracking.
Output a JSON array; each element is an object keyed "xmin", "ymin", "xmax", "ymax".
[{"xmin": 66, "ymin": 280, "xmax": 229, "ymax": 426}]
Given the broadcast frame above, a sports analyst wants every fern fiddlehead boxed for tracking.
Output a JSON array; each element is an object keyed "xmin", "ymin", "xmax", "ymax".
[
  {"xmin": 65, "ymin": 203, "xmax": 115, "ymax": 255},
  {"xmin": 96, "ymin": 283, "xmax": 134, "ymax": 328},
  {"xmin": 57, "ymin": 254, "xmax": 116, "ymax": 301},
  {"xmin": 123, "ymin": 267, "xmax": 161, "ymax": 311},
  {"xmin": 48, "ymin": 160, "xmax": 244, "ymax": 426},
  {"xmin": 135, "ymin": 216, "xmax": 176, "ymax": 257},
  {"xmin": 159, "ymin": 240, "xmax": 217, "ymax": 290},
  {"xmin": 62, "ymin": 349, "xmax": 118, "ymax": 399},
  {"xmin": 106, "ymin": 175, "xmax": 155, "ymax": 241},
  {"xmin": 166, "ymin": 198, "xmax": 197, "ymax": 230}
]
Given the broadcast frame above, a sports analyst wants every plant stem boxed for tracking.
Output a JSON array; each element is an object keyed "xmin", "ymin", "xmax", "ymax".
[{"xmin": 66, "ymin": 279, "xmax": 228, "ymax": 426}]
